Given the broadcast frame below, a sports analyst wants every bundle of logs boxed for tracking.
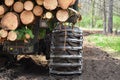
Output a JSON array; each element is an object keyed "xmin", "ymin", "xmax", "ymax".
[{"xmin": 0, "ymin": 0, "xmax": 81, "ymax": 42}]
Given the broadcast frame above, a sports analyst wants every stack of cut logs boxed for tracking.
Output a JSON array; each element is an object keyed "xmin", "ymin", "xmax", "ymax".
[{"xmin": 0, "ymin": 0, "xmax": 79, "ymax": 41}]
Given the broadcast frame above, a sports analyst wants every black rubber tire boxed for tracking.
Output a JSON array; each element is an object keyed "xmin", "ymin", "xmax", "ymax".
[{"xmin": 49, "ymin": 26, "xmax": 83, "ymax": 75}]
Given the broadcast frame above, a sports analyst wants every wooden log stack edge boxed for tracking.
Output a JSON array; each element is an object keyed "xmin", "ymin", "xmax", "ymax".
[{"xmin": 0, "ymin": 0, "xmax": 81, "ymax": 41}]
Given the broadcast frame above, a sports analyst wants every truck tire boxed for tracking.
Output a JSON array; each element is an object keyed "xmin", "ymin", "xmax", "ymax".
[{"xmin": 49, "ymin": 26, "xmax": 83, "ymax": 75}]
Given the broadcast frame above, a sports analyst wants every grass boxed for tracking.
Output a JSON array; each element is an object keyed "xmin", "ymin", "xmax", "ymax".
[{"xmin": 86, "ymin": 34, "xmax": 120, "ymax": 58}]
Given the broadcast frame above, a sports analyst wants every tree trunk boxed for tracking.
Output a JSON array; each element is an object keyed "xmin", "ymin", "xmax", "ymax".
[
  {"xmin": 108, "ymin": 0, "xmax": 113, "ymax": 34},
  {"xmin": 56, "ymin": 9, "xmax": 69, "ymax": 22},
  {"xmin": 1, "ymin": 12, "xmax": 19, "ymax": 30},
  {"xmin": 91, "ymin": 0, "xmax": 95, "ymax": 28},
  {"xmin": 43, "ymin": 0, "xmax": 58, "ymax": 10},
  {"xmin": 20, "ymin": 11, "xmax": 35, "ymax": 25},
  {"xmin": 4, "ymin": 0, "xmax": 14, "ymax": 7},
  {"xmin": 24, "ymin": 1, "xmax": 34, "ymax": 11},
  {"xmin": 13, "ymin": 1, "xmax": 24, "ymax": 13},
  {"xmin": 103, "ymin": 0, "xmax": 107, "ymax": 34},
  {"xmin": 35, "ymin": 0, "xmax": 44, "ymax": 5},
  {"xmin": 33, "ymin": 5, "xmax": 43, "ymax": 16},
  {"xmin": 58, "ymin": 0, "xmax": 73, "ymax": 9},
  {"xmin": 99, "ymin": 0, "xmax": 102, "ymax": 16}
]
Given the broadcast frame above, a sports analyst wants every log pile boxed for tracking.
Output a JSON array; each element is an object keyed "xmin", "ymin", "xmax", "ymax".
[{"xmin": 0, "ymin": 0, "xmax": 81, "ymax": 42}]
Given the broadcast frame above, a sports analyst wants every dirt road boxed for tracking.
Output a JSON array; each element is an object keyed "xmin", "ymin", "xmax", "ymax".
[{"xmin": 82, "ymin": 45, "xmax": 120, "ymax": 80}]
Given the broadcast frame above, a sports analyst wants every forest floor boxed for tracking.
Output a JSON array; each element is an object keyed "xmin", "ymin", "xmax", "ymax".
[{"xmin": 0, "ymin": 30, "xmax": 120, "ymax": 80}]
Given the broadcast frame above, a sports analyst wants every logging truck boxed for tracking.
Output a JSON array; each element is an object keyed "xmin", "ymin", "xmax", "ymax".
[{"xmin": 0, "ymin": 0, "xmax": 83, "ymax": 75}]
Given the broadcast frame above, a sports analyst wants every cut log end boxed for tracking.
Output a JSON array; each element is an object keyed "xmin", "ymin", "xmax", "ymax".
[
  {"xmin": 58, "ymin": 0, "xmax": 73, "ymax": 9},
  {"xmin": 13, "ymin": 1, "xmax": 24, "ymax": 13},
  {"xmin": 20, "ymin": 11, "xmax": 35, "ymax": 25},
  {"xmin": 35, "ymin": 0, "xmax": 44, "ymax": 5},
  {"xmin": 25, "ymin": 33, "xmax": 30, "ymax": 39},
  {"xmin": 45, "ymin": 12, "xmax": 53, "ymax": 19},
  {"xmin": 4, "ymin": 0, "xmax": 14, "ymax": 7},
  {"xmin": 0, "ymin": 29, "xmax": 8, "ymax": 38},
  {"xmin": 43, "ymin": 0, "xmax": 58, "ymax": 10},
  {"xmin": 33, "ymin": 5, "xmax": 43, "ymax": 16},
  {"xmin": 1, "ymin": 12, "xmax": 19, "ymax": 30},
  {"xmin": 24, "ymin": 1, "xmax": 34, "ymax": 11},
  {"xmin": 0, "ymin": 5, "xmax": 6, "ymax": 16},
  {"xmin": 56, "ymin": 9, "xmax": 69, "ymax": 22},
  {"xmin": 7, "ymin": 31, "xmax": 17, "ymax": 41}
]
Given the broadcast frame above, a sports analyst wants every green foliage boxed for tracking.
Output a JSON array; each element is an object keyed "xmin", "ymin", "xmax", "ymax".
[
  {"xmin": 25, "ymin": 28, "xmax": 34, "ymax": 39},
  {"xmin": 78, "ymin": 15, "xmax": 91, "ymax": 27},
  {"xmin": 95, "ymin": 20, "xmax": 103, "ymax": 28},
  {"xmin": 78, "ymin": 15, "xmax": 103, "ymax": 28},
  {"xmin": 16, "ymin": 27, "xmax": 34, "ymax": 40},
  {"xmin": 78, "ymin": 15, "xmax": 120, "ymax": 30},
  {"xmin": 87, "ymin": 34, "xmax": 120, "ymax": 52},
  {"xmin": 113, "ymin": 15, "xmax": 120, "ymax": 29}
]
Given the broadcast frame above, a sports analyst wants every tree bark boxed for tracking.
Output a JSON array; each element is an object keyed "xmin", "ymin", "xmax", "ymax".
[
  {"xmin": 91, "ymin": 0, "xmax": 95, "ymax": 28},
  {"xmin": 108, "ymin": 0, "xmax": 113, "ymax": 34},
  {"xmin": 103, "ymin": 0, "xmax": 107, "ymax": 34}
]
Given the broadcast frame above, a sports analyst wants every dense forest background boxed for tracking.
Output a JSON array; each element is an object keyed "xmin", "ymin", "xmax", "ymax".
[{"xmin": 79, "ymin": 0, "xmax": 120, "ymax": 34}]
